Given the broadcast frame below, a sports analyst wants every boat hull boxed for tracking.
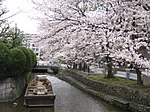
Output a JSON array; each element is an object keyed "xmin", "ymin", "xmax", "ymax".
[
  {"xmin": 24, "ymin": 75, "xmax": 56, "ymax": 107},
  {"xmin": 24, "ymin": 95, "xmax": 55, "ymax": 107}
]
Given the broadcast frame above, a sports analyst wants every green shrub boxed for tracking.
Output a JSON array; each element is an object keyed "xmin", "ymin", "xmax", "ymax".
[
  {"xmin": 0, "ymin": 38, "xmax": 3, "ymax": 42},
  {"xmin": 0, "ymin": 42, "xmax": 11, "ymax": 78},
  {"xmin": 26, "ymin": 72, "xmax": 32, "ymax": 84},
  {"xmin": 10, "ymin": 48, "xmax": 26, "ymax": 76},
  {"xmin": 28, "ymin": 49, "xmax": 37, "ymax": 67},
  {"xmin": 51, "ymin": 66, "xmax": 59, "ymax": 74},
  {"xmin": 17, "ymin": 46, "xmax": 33, "ymax": 73}
]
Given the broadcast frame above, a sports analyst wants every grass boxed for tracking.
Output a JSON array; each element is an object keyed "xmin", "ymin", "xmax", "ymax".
[{"xmin": 88, "ymin": 73, "xmax": 150, "ymax": 94}]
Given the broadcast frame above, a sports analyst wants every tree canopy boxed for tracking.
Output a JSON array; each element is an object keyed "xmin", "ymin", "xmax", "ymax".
[
  {"xmin": 33, "ymin": 0, "xmax": 150, "ymax": 79},
  {"xmin": 0, "ymin": 1, "xmax": 25, "ymax": 48}
]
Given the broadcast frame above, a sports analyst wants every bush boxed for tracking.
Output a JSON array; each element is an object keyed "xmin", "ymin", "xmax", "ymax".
[
  {"xmin": 17, "ymin": 46, "xmax": 33, "ymax": 73},
  {"xmin": 0, "ymin": 42, "xmax": 11, "ymax": 78},
  {"xmin": 26, "ymin": 72, "xmax": 32, "ymax": 84},
  {"xmin": 9, "ymin": 48, "xmax": 26, "ymax": 76},
  {"xmin": 28, "ymin": 49, "xmax": 37, "ymax": 67},
  {"xmin": 51, "ymin": 66, "xmax": 59, "ymax": 74}
]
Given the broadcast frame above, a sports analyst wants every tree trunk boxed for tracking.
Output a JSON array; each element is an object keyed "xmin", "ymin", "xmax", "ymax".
[
  {"xmin": 79, "ymin": 62, "xmax": 82, "ymax": 71},
  {"xmin": 107, "ymin": 63, "xmax": 113, "ymax": 78},
  {"xmin": 98, "ymin": 61, "xmax": 101, "ymax": 68},
  {"xmin": 135, "ymin": 67, "xmax": 143, "ymax": 85},
  {"xmin": 73, "ymin": 62, "xmax": 77, "ymax": 69},
  {"xmin": 106, "ymin": 56, "xmax": 113, "ymax": 78},
  {"xmin": 87, "ymin": 66, "xmax": 90, "ymax": 73},
  {"xmin": 83, "ymin": 62, "xmax": 87, "ymax": 72}
]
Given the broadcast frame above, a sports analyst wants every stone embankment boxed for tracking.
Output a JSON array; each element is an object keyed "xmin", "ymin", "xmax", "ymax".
[
  {"xmin": 61, "ymin": 69, "xmax": 150, "ymax": 112},
  {"xmin": 0, "ymin": 73, "xmax": 31, "ymax": 102}
]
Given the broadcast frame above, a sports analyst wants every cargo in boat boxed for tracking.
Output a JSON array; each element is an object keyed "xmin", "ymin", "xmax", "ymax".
[{"xmin": 24, "ymin": 75, "xmax": 56, "ymax": 107}]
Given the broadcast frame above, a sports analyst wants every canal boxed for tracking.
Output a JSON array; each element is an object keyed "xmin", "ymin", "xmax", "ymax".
[{"xmin": 0, "ymin": 74, "xmax": 130, "ymax": 112}]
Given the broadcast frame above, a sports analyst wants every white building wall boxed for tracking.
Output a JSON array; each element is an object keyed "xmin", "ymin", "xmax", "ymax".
[{"xmin": 23, "ymin": 34, "xmax": 41, "ymax": 60}]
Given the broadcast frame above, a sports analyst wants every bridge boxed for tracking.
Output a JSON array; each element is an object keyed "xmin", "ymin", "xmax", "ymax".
[
  {"xmin": 32, "ymin": 65, "xmax": 52, "ymax": 73},
  {"xmin": 32, "ymin": 65, "xmax": 59, "ymax": 74}
]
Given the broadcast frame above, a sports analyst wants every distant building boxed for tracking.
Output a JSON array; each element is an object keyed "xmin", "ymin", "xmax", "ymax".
[
  {"xmin": 22, "ymin": 34, "xmax": 41, "ymax": 60},
  {"xmin": 29, "ymin": 42, "xmax": 41, "ymax": 60}
]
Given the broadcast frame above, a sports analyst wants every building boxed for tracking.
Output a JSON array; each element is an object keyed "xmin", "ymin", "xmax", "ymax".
[{"xmin": 22, "ymin": 34, "xmax": 41, "ymax": 60}]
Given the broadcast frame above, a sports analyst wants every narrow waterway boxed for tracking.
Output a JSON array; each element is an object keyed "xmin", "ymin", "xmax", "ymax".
[{"xmin": 0, "ymin": 74, "xmax": 130, "ymax": 112}]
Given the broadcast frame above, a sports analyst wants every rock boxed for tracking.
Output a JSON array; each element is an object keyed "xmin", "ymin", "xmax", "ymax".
[
  {"xmin": 143, "ymin": 75, "xmax": 150, "ymax": 87},
  {"xmin": 13, "ymin": 102, "xmax": 17, "ymax": 107}
]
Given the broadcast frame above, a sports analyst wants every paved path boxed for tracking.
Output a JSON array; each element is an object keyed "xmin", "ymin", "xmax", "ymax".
[{"xmin": 90, "ymin": 67, "xmax": 137, "ymax": 80}]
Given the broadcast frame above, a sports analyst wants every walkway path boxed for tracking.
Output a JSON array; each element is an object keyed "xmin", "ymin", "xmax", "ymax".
[{"xmin": 90, "ymin": 67, "xmax": 137, "ymax": 80}]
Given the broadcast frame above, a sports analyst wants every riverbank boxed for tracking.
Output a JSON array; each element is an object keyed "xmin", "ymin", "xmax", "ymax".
[
  {"xmin": 0, "ymin": 75, "xmax": 128, "ymax": 112},
  {"xmin": 59, "ymin": 69, "xmax": 150, "ymax": 112}
]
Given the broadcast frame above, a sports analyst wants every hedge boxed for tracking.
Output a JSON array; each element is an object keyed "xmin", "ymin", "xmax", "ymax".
[
  {"xmin": 0, "ymin": 43, "xmax": 37, "ymax": 79},
  {"xmin": 9, "ymin": 48, "xmax": 26, "ymax": 76},
  {"xmin": 28, "ymin": 49, "xmax": 37, "ymax": 67},
  {"xmin": 17, "ymin": 46, "xmax": 33, "ymax": 73},
  {"xmin": 0, "ymin": 42, "xmax": 12, "ymax": 78}
]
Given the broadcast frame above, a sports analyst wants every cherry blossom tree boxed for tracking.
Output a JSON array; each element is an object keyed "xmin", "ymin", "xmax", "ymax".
[
  {"xmin": 112, "ymin": 0, "xmax": 150, "ymax": 84},
  {"xmin": 33, "ymin": 0, "xmax": 107, "ymax": 63},
  {"xmin": 33, "ymin": 0, "xmax": 118, "ymax": 71},
  {"xmin": 33, "ymin": 0, "xmax": 150, "ymax": 82}
]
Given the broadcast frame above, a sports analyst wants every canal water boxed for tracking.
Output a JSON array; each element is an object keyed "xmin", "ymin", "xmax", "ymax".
[{"xmin": 0, "ymin": 74, "xmax": 130, "ymax": 112}]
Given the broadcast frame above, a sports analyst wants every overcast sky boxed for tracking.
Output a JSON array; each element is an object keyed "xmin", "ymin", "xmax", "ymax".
[{"xmin": 3, "ymin": 0, "xmax": 39, "ymax": 34}]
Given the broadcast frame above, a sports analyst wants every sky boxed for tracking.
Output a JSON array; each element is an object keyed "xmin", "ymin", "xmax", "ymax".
[{"xmin": 3, "ymin": 0, "xmax": 39, "ymax": 34}]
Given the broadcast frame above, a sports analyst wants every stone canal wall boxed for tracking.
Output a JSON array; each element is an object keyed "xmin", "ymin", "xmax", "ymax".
[
  {"xmin": 62, "ymin": 69, "xmax": 150, "ymax": 112},
  {"xmin": 0, "ymin": 73, "xmax": 31, "ymax": 102}
]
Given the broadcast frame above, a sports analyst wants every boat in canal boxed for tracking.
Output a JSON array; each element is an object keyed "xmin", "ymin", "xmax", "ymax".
[{"xmin": 24, "ymin": 75, "xmax": 56, "ymax": 107}]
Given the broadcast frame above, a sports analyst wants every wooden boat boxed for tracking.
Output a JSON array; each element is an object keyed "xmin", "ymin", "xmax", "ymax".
[{"xmin": 24, "ymin": 75, "xmax": 56, "ymax": 107}]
